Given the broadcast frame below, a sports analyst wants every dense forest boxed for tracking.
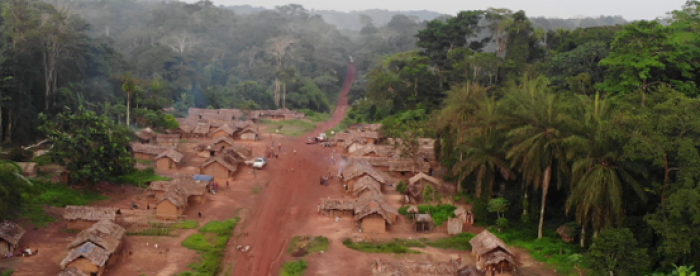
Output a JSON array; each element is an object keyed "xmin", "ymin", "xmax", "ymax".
[{"xmin": 1, "ymin": 0, "xmax": 698, "ymax": 274}]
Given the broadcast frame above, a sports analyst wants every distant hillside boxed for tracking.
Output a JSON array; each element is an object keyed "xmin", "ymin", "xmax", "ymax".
[{"xmin": 530, "ymin": 15, "xmax": 628, "ymax": 30}]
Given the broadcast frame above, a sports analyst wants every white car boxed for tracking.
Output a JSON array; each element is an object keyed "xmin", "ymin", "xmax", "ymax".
[{"xmin": 253, "ymin": 157, "xmax": 267, "ymax": 169}]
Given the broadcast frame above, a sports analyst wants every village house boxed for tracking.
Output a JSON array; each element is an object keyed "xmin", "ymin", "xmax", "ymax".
[
  {"xmin": 318, "ymin": 198, "xmax": 355, "ymax": 217},
  {"xmin": 354, "ymin": 192, "xmax": 398, "ymax": 234},
  {"xmin": 200, "ymin": 155, "xmax": 239, "ymax": 179},
  {"xmin": 343, "ymin": 137, "xmax": 367, "ymax": 154},
  {"xmin": 371, "ymin": 259, "xmax": 459, "ymax": 276},
  {"xmin": 130, "ymin": 143, "xmax": 169, "ymax": 161},
  {"xmin": 155, "ymin": 189, "xmax": 189, "ymax": 220},
  {"xmin": 0, "ymin": 221, "xmax": 26, "ymax": 256},
  {"xmin": 193, "ymin": 122, "xmax": 211, "ymax": 138},
  {"xmin": 212, "ymin": 136, "xmax": 236, "ymax": 149},
  {"xmin": 389, "ymin": 159, "xmax": 431, "ymax": 176},
  {"xmin": 154, "ymin": 149, "xmax": 184, "ymax": 171},
  {"xmin": 218, "ymin": 108, "xmax": 244, "ymax": 120},
  {"xmin": 60, "ymin": 219, "xmax": 125, "ymax": 276},
  {"xmin": 57, "ymin": 266, "xmax": 89, "ymax": 276},
  {"xmin": 175, "ymin": 119, "xmax": 195, "ymax": 138},
  {"xmin": 341, "ymin": 161, "xmax": 389, "ymax": 192},
  {"xmin": 148, "ymin": 178, "xmax": 209, "ymax": 204},
  {"xmin": 470, "ymin": 230, "xmax": 517, "ymax": 276},
  {"xmin": 63, "ymin": 206, "xmax": 119, "ymax": 230},
  {"xmin": 333, "ymin": 132, "xmax": 353, "ymax": 143},
  {"xmin": 409, "ymin": 172, "xmax": 441, "ymax": 187},
  {"xmin": 235, "ymin": 126, "xmax": 258, "ymax": 141},
  {"xmin": 358, "ymin": 131, "xmax": 380, "ymax": 144},
  {"xmin": 351, "ymin": 144, "xmax": 400, "ymax": 158},
  {"xmin": 221, "ymin": 145, "xmax": 253, "ymax": 162},
  {"xmin": 352, "ymin": 175, "xmax": 383, "ymax": 197},
  {"xmin": 210, "ymin": 124, "xmax": 236, "ymax": 139},
  {"xmin": 134, "ymin": 127, "xmax": 156, "ymax": 144},
  {"xmin": 454, "ymin": 207, "xmax": 475, "ymax": 225},
  {"xmin": 155, "ymin": 133, "xmax": 181, "ymax": 147}
]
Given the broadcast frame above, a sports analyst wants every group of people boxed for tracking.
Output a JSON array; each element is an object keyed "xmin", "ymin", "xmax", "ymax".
[
  {"xmin": 266, "ymin": 142, "xmax": 282, "ymax": 159},
  {"xmin": 319, "ymin": 172, "xmax": 335, "ymax": 186}
]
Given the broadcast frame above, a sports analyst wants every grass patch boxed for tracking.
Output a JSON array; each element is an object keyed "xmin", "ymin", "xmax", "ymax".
[
  {"xmin": 424, "ymin": 233, "xmax": 476, "ymax": 250},
  {"xmin": 298, "ymin": 109, "xmax": 331, "ymax": 122},
  {"xmin": 398, "ymin": 204, "xmax": 457, "ymax": 226},
  {"xmin": 177, "ymin": 218, "xmax": 240, "ymax": 276},
  {"xmin": 252, "ymin": 187, "xmax": 261, "ymax": 194},
  {"xmin": 110, "ymin": 168, "xmax": 170, "ymax": 186},
  {"xmin": 343, "ymin": 238, "xmax": 424, "ymax": 254},
  {"xmin": 287, "ymin": 236, "xmax": 329, "ymax": 257},
  {"xmin": 31, "ymin": 155, "xmax": 52, "ymax": 166},
  {"xmin": 259, "ymin": 119, "xmax": 316, "ymax": 137},
  {"xmin": 280, "ymin": 260, "xmax": 308, "ymax": 276},
  {"xmin": 136, "ymin": 159, "xmax": 152, "ymax": 165},
  {"xmin": 172, "ymin": 220, "xmax": 199, "ymax": 229},
  {"xmin": 0, "ymin": 270, "xmax": 14, "ymax": 276},
  {"xmin": 128, "ymin": 228, "xmax": 176, "ymax": 236},
  {"xmin": 20, "ymin": 180, "xmax": 107, "ymax": 227}
]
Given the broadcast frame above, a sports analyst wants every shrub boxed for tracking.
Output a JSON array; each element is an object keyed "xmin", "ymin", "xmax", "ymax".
[
  {"xmin": 177, "ymin": 218, "xmax": 240, "ymax": 276},
  {"xmin": 181, "ymin": 233, "xmax": 214, "ymax": 251},
  {"xmin": 396, "ymin": 181, "xmax": 408, "ymax": 194},
  {"xmin": 288, "ymin": 236, "xmax": 329, "ymax": 256},
  {"xmin": 398, "ymin": 204, "xmax": 456, "ymax": 226},
  {"xmin": 110, "ymin": 168, "xmax": 170, "ymax": 186},
  {"xmin": 280, "ymin": 260, "xmax": 308, "ymax": 276}
]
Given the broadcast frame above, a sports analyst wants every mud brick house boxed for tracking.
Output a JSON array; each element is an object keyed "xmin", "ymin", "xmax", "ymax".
[
  {"xmin": 353, "ymin": 192, "xmax": 398, "ymax": 234},
  {"xmin": 212, "ymin": 136, "xmax": 236, "ymax": 149},
  {"xmin": 200, "ymin": 155, "xmax": 239, "ymax": 179},
  {"xmin": 134, "ymin": 127, "xmax": 156, "ymax": 144},
  {"xmin": 235, "ymin": 127, "xmax": 258, "ymax": 141},
  {"xmin": 340, "ymin": 161, "xmax": 389, "ymax": 192},
  {"xmin": 318, "ymin": 198, "xmax": 355, "ymax": 217},
  {"xmin": 470, "ymin": 230, "xmax": 517, "ymax": 276},
  {"xmin": 148, "ymin": 178, "xmax": 209, "ymax": 204},
  {"xmin": 155, "ymin": 134, "xmax": 181, "ymax": 147},
  {"xmin": 351, "ymin": 175, "xmax": 383, "ymax": 197},
  {"xmin": 61, "ymin": 219, "xmax": 125, "ymax": 276},
  {"xmin": 155, "ymin": 189, "xmax": 189, "ymax": 220},
  {"xmin": 155, "ymin": 149, "xmax": 184, "ymax": 170},
  {"xmin": 63, "ymin": 206, "xmax": 119, "ymax": 230},
  {"xmin": 0, "ymin": 221, "xmax": 25, "ymax": 256},
  {"xmin": 343, "ymin": 137, "xmax": 367, "ymax": 154},
  {"xmin": 210, "ymin": 124, "xmax": 236, "ymax": 139},
  {"xmin": 130, "ymin": 143, "xmax": 169, "ymax": 161}
]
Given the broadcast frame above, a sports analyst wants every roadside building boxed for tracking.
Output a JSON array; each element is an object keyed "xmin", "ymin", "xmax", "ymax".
[
  {"xmin": 353, "ymin": 192, "xmax": 398, "ymax": 234},
  {"xmin": 0, "ymin": 221, "xmax": 26, "ymax": 256},
  {"xmin": 212, "ymin": 136, "xmax": 236, "ymax": 149},
  {"xmin": 60, "ymin": 243, "xmax": 110, "ymax": 276},
  {"xmin": 318, "ymin": 198, "xmax": 355, "ymax": 217},
  {"xmin": 210, "ymin": 124, "xmax": 236, "ymax": 139},
  {"xmin": 341, "ymin": 161, "xmax": 389, "ymax": 192},
  {"xmin": 63, "ymin": 206, "xmax": 119, "ymax": 230},
  {"xmin": 352, "ymin": 175, "xmax": 383, "ymax": 197},
  {"xmin": 155, "ymin": 189, "xmax": 189, "ymax": 220},
  {"xmin": 235, "ymin": 127, "xmax": 258, "ymax": 141},
  {"xmin": 200, "ymin": 155, "xmax": 239, "ymax": 179}
]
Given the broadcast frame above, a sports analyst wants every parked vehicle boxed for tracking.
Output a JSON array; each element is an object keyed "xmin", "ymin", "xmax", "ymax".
[
  {"xmin": 253, "ymin": 157, "xmax": 267, "ymax": 169},
  {"xmin": 306, "ymin": 137, "xmax": 316, "ymax": 144}
]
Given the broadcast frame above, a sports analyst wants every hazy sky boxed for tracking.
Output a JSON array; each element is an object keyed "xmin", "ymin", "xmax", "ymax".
[{"xmin": 198, "ymin": 0, "xmax": 686, "ymax": 20}]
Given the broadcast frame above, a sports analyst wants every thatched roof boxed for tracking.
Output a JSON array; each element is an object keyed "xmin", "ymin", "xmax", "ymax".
[
  {"xmin": 67, "ymin": 219, "xmax": 125, "ymax": 253},
  {"xmin": 212, "ymin": 124, "xmax": 236, "ymax": 135},
  {"xmin": 201, "ymin": 155, "xmax": 239, "ymax": 173},
  {"xmin": 233, "ymin": 121, "xmax": 256, "ymax": 129},
  {"xmin": 457, "ymin": 266, "xmax": 485, "ymax": 276},
  {"xmin": 341, "ymin": 161, "xmax": 389, "ymax": 184},
  {"xmin": 417, "ymin": 138, "xmax": 435, "ymax": 147},
  {"xmin": 334, "ymin": 132, "xmax": 353, "ymax": 142},
  {"xmin": 57, "ymin": 266, "xmax": 90, "ymax": 276},
  {"xmin": 0, "ymin": 221, "xmax": 25, "ymax": 245},
  {"xmin": 194, "ymin": 123, "xmax": 211, "ymax": 134},
  {"xmin": 319, "ymin": 198, "xmax": 355, "ymax": 211},
  {"xmin": 354, "ymin": 191, "xmax": 398, "ymax": 224},
  {"xmin": 418, "ymin": 147, "xmax": 436, "ymax": 160},
  {"xmin": 236, "ymin": 127, "xmax": 258, "ymax": 135},
  {"xmin": 188, "ymin": 108, "xmax": 208, "ymax": 116},
  {"xmin": 372, "ymin": 259, "xmax": 458, "ymax": 276},
  {"xmin": 351, "ymin": 144, "xmax": 400, "ymax": 157},
  {"xmin": 16, "ymin": 162, "xmax": 38, "ymax": 178},
  {"xmin": 201, "ymin": 113, "xmax": 232, "ymax": 122},
  {"xmin": 348, "ymin": 123, "xmax": 382, "ymax": 132},
  {"xmin": 60, "ymin": 242, "xmax": 110, "ymax": 269},
  {"xmin": 352, "ymin": 175, "xmax": 383, "ymax": 196},
  {"xmin": 407, "ymin": 205, "xmax": 419, "ymax": 214},
  {"xmin": 343, "ymin": 137, "xmax": 367, "ymax": 149},
  {"xmin": 156, "ymin": 133, "xmax": 181, "ymax": 143},
  {"xmin": 347, "ymin": 156, "xmax": 396, "ymax": 167},
  {"xmin": 218, "ymin": 109, "xmax": 244, "ymax": 119},
  {"xmin": 483, "ymin": 250, "xmax": 516, "ymax": 267},
  {"xmin": 130, "ymin": 143, "xmax": 169, "ymax": 155},
  {"xmin": 408, "ymin": 173, "xmax": 441, "ymax": 186},
  {"xmin": 389, "ymin": 160, "xmax": 431, "ymax": 173},
  {"xmin": 134, "ymin": 127, "xmax": 156, "ymax": 140},
  {"xmin": 359, "ymin": 131, "xmax": 380, "ymax": 139},
  {"xmin": 176, "ymin": 119, "xmax": 195, "ymax": 133},
  {"xmin": 470, "ymin": 230, "xmax": 513, "ymax": 257},
  {"xmin": 63, "ymin": 206, "xmax": 118, "ymax": 221},
  {"xmin": 157, "ymin": 189, "xmax": 188, "ymax": 208},
  {"xmin": 415, "ymin": 214, "xmax": 433, "ymax": 223},
  {"xmin": 149, "ymin": 179, "xmax": 208, "ymax": 196},
  {"xmin": 212, "ymin": 136, "xmax": 236, "ymax": 147},
  {"xmin": 155, "ymin": 149, "xmax": 184, "ymax": 163},
  {"xmin": 222, "ymin": 145, "xmax": 253, "ymax": 161},
  {"xmin": 454, "ymin": 207, "xmax": 468, "ymax": 216},
  {"xmin": 406, "ymin": 185, "xmax": 423, "ymax": 200}
]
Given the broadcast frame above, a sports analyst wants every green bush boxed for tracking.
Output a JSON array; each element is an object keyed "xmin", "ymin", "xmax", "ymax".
[
  {"xmin": 424, "ymin": 233, "xmax": 476, "ymax": 250},
  {"xmin": 182, "ymin": 233, "xmax": 214, "ymax": 251},
  {"xmin": 1, "ymin": 269, "xmax": 14, "ymax": 276},
  {"xmin": 110, "ymin": 168, "xmax": 170, "ymax": 186},
  {"xmin": 398, "ymin": 204, "xmax": 456, "ymax": 226},
  {"xmin": 280, "ymin": 260, "xmax": 308, "ymax": 276},
  {"xmin": 342, "ymin": 238, "xmax": 423, "ymax": 253},
  {"xmin": 177, "ymin": 218, "xmax": 240, "ymax": 276},
  {"xmin": 32, "ymin": 155, "xmax": 53, "ymax": 166},
  {"xmin": 287, "ymin": 236, "xmax": 330, "ymax": 256},
  {"xmin": 396, "ymin": 181, "xmax": 408, "ymax": 194}
]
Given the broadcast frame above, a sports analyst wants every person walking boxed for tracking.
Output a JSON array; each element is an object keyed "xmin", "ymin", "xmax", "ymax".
[
  {"xmin": 293, "ymin": 149, "xmax": 297, "ymax": 155},
  {"xmin": 278, "ymin": 143, "xmax": 282, "ymax": 151}
]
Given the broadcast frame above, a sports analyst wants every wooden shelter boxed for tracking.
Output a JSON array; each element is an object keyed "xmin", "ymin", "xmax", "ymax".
[
  {"xmin": 155, "ymin": 149, "xmax": 184, "ymax": 170},
  {"xmin": 130, "ymin": 143, "xmax": 169, "ymax": 161},
  {"xmin": 64, "ymin": 206, "xmax": 118, "ymax": 230},
  {"xmin": 469, "ymin": 230, "xmax": 517, "ymax": 275},
  {"xmin": 212, "ymin": 136, "xmax": 236, "ymax": 149},
  {"xmin": 354, "ymin": 192, "xmax": 398, "ymax": 234},
  {"xmin": 155, "ymin": 133, "xmax": 181, "ymax": 147},
  {"xmin": 156, "ymin": 189, "xmax": 188, "ymax": 220},
  {"xmin": 57, "ymin": 266, "xmax": 90, "ymax": 276},
  {"xmin": 16, "ymin": 162, "xmax": 38, "ymax": 178},
  {"xmin": 414, "ymin": 214, "xmax": 433, "ymax": 232},
  {"xmin": 0, "ymin": 221, "xmax": 25, "ymax": 256},
  {"xmin": 341, "ymin": 161, "xmax": 389, "ymax": 192},
  {"xmin": 134, "ymin": 127, "xmax": 156, "ymax": 144},
  {"xmin": 65, "ymin": 219, "xmax": 125, "ymax": 268},
  {"xmin": 352, "ymin": 175, "xmax": 383, "ymax": 197},
  {"xmin": 235, "ymin": 127, "xmax": 258, "ymax": 140},
  {"xmin": 211, "ymin": 124, "xmax": 236, "ymax": 139},
  {"xmin": 371, "ymin": 259, "xmax": 459, "ymax": 276},
  {"xmin": 318, "ymin": 198, "xmax": 355, "ymax": 217},
  {"xmin": 200, "ymin": 155, "xmax": 239, "ymax": 179}
]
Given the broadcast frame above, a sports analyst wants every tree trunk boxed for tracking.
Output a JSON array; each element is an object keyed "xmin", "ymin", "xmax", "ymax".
[
  {"xmin": 126, "ymin": 93, "xmax": 130, "ymax": 127},
  {"xmin": 522, "ymin": 179, "xmax": 528, "ymax": 218},
  {"xmin": 476, "ymin": 167, "xmax": 484, "ymax": 199},
  {"xmin": 538, "ymin": 164, "xmax": 552, "ymax": 239},
  {"xmin": 580, "ymin": 224, "xmax": 586, "ymax": 248},
  {"xmin": 274, "ymin": 78, "xmax": 281, "ymax": 107},
  {"xmin": 282, "ymin": 83, "xmax": 286, "ymax": 109}
]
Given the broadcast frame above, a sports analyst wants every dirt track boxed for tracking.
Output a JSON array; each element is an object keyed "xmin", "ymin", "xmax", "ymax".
[{"xmin": 230, "ymin": 62, "xmax": 356, "ymax": 276}]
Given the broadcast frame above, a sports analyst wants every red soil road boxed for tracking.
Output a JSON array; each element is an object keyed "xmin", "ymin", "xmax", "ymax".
[{"xmin": 231, "ymin": 62, "xmax": 356, "ymax": 276}]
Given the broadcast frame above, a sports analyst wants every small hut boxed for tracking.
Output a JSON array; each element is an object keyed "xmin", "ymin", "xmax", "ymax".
[
  {"xmin": 352, "ymin": 175, "xmax": 383, "ymax": 197},
  {"xmin": 341, "ymin": 161, "xmax": 388, "ymax": 192},
  {"xmin": 16, "ymin": 162, "xmax": 38, "ymax": 178},
  {"xmin": 351, "ymin": 144, "xmax": 398, "ymax": 158},
  {"xmin": 134, "ymin": 128, "xmax": 156, "ymax": 144},
  {"xmin": 212, "ymin": 136, "xmax": 236, "ymax": 149},
  {"xmin": 155, "ymin": 149, "xmax": 184, "ymax": 170},
  {"xmin": 454, "ymin": 207, "xmax": 474, "ymax": 225},
  {"xmin": 447, "ymin": 217, "xmax": 463, "ymax": 235},
  {"xmin": 200, "ymin": 155, "xmax": 239, "ymax": 179},
  {"xmin": 130, "ymin": 143, "xmax": 169, "ymax": 161},
  {"xmin": 57, "ymin": 266, "xmax": 90, "ymax": 276},
  {"xmin": 65, "ymin": 219, "xmax": 125, "ymax": 267},
  {"xmin": 343, "ymin": 137, "xmax": 367, "ymax": 154},
  {"xmin": 155, "ymin": 189, "xmax": 188, "ymax": 220},
  {"xmin": 155, "ymin": 134, "xmax": 181, "ymax": 147},
  {"xmin": 318, "ymin": 198, "xmax": 355, "ymax": 217},
  {"xmin": 148, "ymin": 178, "xmax": 209, "ymax": 204},
  {"xmin": 64, "ymin": 206, "xmax": 119, "ymax": 230},
  {"xmin": 354, "ymin": 193, "xmax": 398, "ymax": 234},
  {"xmin": 193, "ymin": 123, "xmax": 211, "ymax": 138},
  {"xmin": 469, "ymin": 230, "xmax": 517, "ymax": 275},
  {"xmin": 414, "ymin": 214, "xmax": 433, "ymax": 232},
  {"xmin": 235, "ymin": 127, "xmax": 258, "ymax": 140},
  {"xmin": 60, "ymin": 242, "xmax": 110, "ymax": 276},
  {"xmin": 0, "ymin": 221, "xmax": 25, "ymax": 256},
  {"xmin": 210, "ymin": 124, "xmax": 236, "ymax": 139},
  {"xmin": 221, "ymin": 144, "xmax": 253, "ymax": 162},
  {"xmin": 360, "ymin": 131, "xmax": 380, "ymax": 144},
  {"xmin": 406, "ymin": 205, "xmax": 419, "ymax": 219},
  {"xmin": 389, "ymin": 160, "xmax": 431, "ymax": 176},
  {"xmin": 175, "ymin": 119, "xmax": 195, "ymax": 139}
]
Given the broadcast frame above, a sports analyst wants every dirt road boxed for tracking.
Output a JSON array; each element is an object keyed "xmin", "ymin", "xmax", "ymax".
[{"xmin": 231, "ymin": 62, "xmax": 356, "ymax": 276}]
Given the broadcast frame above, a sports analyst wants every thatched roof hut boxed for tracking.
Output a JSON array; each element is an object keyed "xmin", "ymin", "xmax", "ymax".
[
  {"xmin": 318, "ymin": 198, "xmax": 355, "ymax": 217},
  {"xmin": 222, "ymin": 144, "xmax": 253, "ymax": 161},
  {"xmin": 219, "ymin": 109, "xmax": 245, "ymax": 119},
  {"xmin": 0, "ymin": 221, "xmax": 26, "ymax": 246},
  {"xmin": 470, "ymin": 230, "xmax": 513, "ymax": 257},
  {"xmin": 201, "ymin": 155, "xmax": 239, "ymax": 172},
  {"xmin": 415, "ymin": 214, "xmax": 433, "ymax": 224},
  {"xmin": 156, "ymin": 133, "xmax": 181, "ymax": 144},
  {"xmin": 66, "ymin": 219, "xmax": 125, "ymax": 254},
  {"xmin": 371, "ymin": 259, "xmax": 458, "ymax": 276},
  {"xmin": 389, "ymin": 160, "xmax": 431, "ymax": 173},
  {"xmin": 212, "ymin": 136, "xmax": 236, "ymax": 147},
  {"xmin": 134, "ymin": 127, "xmax": 156, "ymax": 141},
  {"xmin": 352, "ymin": 175, "xmax": 383, "ymax": 196},
  {"xmin": 343, "ymin": 137, "xmax": 367, "ymax": 149},
  {"xmin": 130, "ymin": 143, "xmax": 169, "ymax": 156},
  {"xmin": 60, "ymin": 242, "xmax": 109, "ymax": 269},
  {"xmin": 351, "ymin": 144, "xmax": 400, "ymax": 157},
  {"xmin": 155, "ymin": 149, "xmax": 184, "ymax": 163},
  {"xmin": 149, "ymin": 179, "xmax": 209, "ymax": 196},
  {"xmin": 342, "ymin": 161, "xmax": 389, "ymax": 184},
  {"xmin": 354, "ymin": 191, "xmax": 398, "ymax": 224},
  {"xmin": 334, "ymin": 132, "xmax": 353, "ymax": 142},
  {"xmin": 57, "ymin": 266, "xmax": 90, "ymax": 276},
  {"xmin": 16, "ymin": 162, "xmax": 38, "ymax": 178},
  {"xmin": 408, "ymin": 172, "xmax": 441, "ymax": 186},
  {"xmin": 193, "ymin": 123, "xmax": 211, "ymax": 135},
  {"xmin": 63, "ymin": 206, "xmax": 118, "ymax": 222},
  {"xmin": 157, "ymin": 189, "xmax": 188, "ymax": 209},
  {"xmin": 211, "ymin": 124, "xmax": 236, "ymax": 136}
]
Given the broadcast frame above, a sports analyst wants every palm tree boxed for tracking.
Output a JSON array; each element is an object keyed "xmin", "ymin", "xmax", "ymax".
[
  {"xmin": 503, "ymin": 76, "xmax": 571, "ymax": 239},
  {"xmin": 564, "ymin": 92, "xmax": 647, "ymax": 246},
  {"xmin": 121, "ymin": 72, "xmax": 136, "ymax": 127},
  {"xmin": 453, "ymin": 129, "xmax": 512, "ymax": 198}
]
